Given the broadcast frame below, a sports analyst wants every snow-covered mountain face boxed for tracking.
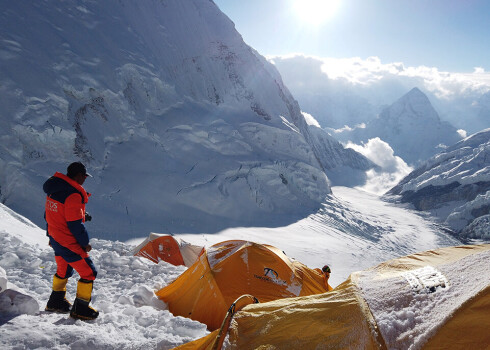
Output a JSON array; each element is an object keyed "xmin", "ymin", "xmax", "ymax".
[
  {"xmin": 0, "ymin": 0, "xmax": 359, "ymax": 238},
  {"xmin": 388, "ymin": 129, "xmax": 490, "ymax": 240},
  {"xmin": 342, "ymin": 88, "xmax": 462, "ymax": 166}
]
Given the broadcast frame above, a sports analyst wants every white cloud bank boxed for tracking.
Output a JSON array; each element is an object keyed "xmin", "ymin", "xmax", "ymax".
[
  {"xmin": 320, "ymin": 57, "xmax": 490, "ymax": 99},
  {"xmin": 346, "ymin": 138, "xmax": 413, "ymax": 195},
  {"xmin": 271, "ymin": 54, "xmax": 490, "ymax": 100}
]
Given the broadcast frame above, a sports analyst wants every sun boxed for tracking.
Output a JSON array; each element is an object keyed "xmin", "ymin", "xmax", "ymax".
[{"xmin": 292, "ymin": 0, "xmax": 341, "ymax": 26}]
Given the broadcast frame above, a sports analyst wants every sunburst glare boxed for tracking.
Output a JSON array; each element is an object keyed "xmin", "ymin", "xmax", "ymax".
[{"xmin": 292, "ymin": 0, "xmax": 341, "ymax": 26}]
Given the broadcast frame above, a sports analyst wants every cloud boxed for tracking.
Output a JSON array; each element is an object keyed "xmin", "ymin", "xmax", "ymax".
[
  {"xmin": 301, "ymin": 111, "xmax": 321, "ymax": 128},
  {"xmin": 457, "ymin": 129, "xmax": 468, "ymax": 138},
  {"xmin": 346, "ymin": 138, "xmax": 413, "ymax": 194},
  {"xmin": 320, "ymin": 56, "xmax": 490, "ymax": 99},
  {"xmin": 331, "ymin": 123, "xmax": 365, "ymax": 133},
  {"xmin": 270, "ymin": 54, "xmax": 490, "ymax": 100}
]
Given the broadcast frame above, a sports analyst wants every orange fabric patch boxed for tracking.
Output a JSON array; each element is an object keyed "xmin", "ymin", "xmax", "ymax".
[{"xmin": 65, "ymin": 193, "xmax": 85, "ymax": 222}]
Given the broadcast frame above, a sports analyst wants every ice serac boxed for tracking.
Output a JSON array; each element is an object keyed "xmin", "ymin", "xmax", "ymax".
[
  {"xmin": 388, "ymin": 129, "xmax": 490, "ymax": 240},
  {"xmin": 357, "ymin": 87, "xmax": 462, "ymax": 165},
  {"xmin": 0, "ymin": 0, "xmax": 332, "ymax": 238}
]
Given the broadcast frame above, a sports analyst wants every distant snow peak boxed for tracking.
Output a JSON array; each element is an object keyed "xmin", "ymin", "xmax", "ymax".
[{"xmin": 356, "ymin": 87, "xmax": 462, "ymax": 165}]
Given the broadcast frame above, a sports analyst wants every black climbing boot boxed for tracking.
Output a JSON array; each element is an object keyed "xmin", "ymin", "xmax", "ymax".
[
  {"xmin": 69, "ymin": 279, "xmax": 99, "ymax": 320},
  {"xmin": 45, "ymin": 274, "xmax": 72, "ymax": 313},
  {"xmin": 45, "ymin": 290, "xmax": 72, "ymax": 313}
]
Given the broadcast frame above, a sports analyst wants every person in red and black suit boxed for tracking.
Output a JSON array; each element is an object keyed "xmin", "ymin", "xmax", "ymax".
[{"xmin": 43, "ymin": 161, "xmax": 98, "ymax": 320}]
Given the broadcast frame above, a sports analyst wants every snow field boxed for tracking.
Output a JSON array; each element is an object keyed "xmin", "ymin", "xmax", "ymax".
[{"xmin": 0, "ymin": 231, "xmax": 209, "ymax": 349}]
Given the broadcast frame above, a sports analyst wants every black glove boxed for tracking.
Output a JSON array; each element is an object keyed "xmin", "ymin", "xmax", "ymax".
[{"xmin": 85, "ymin": 212, "xmax": 92, "ymax": 222}]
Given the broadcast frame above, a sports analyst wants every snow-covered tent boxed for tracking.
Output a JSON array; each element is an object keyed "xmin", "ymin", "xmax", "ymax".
[
  {"xmin": 132, "ymin": 233, "xmax": 204, "ymax": 267},
  {"xmin": 156, "ymin": 240, "xmax": 331, "ymax": 330},
  {"xmin": 174, "ymin": 244, "xmax": 490, "ymax": 349}
]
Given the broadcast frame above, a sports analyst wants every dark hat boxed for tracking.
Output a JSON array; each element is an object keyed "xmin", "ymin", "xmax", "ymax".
[
  {"xmin": 322, "ymin": 265, "xmax": 331, "ymax": 273},
  {"xmin": 67, "ymin": 162, "xmax": 92, "ymax": 178}
]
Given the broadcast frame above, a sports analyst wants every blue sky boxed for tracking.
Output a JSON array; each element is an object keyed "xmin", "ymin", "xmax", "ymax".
[{"xmin": 214, "ymin": 0, "xmax": 490, "ymax": 73}]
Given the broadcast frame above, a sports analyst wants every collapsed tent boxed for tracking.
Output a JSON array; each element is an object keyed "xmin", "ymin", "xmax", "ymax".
[
  {"xmin": 173, "ymin": 243, "xmax": 490, "ymax": 350},
  {"xmin": 156, "ymin": 240, "xmax": 331, "ymax": 330},
  {"xmin": 132, "ymin": 233, "xmax": 204, "ymax": 267}
]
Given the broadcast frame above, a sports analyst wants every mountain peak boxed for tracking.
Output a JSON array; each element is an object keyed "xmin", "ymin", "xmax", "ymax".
[
  {"xmin": 365, "ymin": 87, "xmax": 461, "ymax": 165},
  {"xmin": 407, "ymin": 87, "xmax": 424, "ymax": 96},
  {"xmin": 398, "ymin": 87, "xmax": 431, "ymax": 108},
  {"xmin": 388, "ymin": 87, "xmax": 437, "ymax": 122}
]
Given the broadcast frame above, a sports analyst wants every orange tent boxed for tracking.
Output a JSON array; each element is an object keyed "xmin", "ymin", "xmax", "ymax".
[
  {"xmin": 156, "ymin": 240, "xmax": 331, "ymax": 330},
  {"xmin": 132, "ymin": 233, "xmax": 204, "ymax": 267}
]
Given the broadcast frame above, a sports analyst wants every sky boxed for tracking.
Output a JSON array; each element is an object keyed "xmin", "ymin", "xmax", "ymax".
[{"xmin": 214, "ymin": 0, "xmax": 490, "ymax": 73}]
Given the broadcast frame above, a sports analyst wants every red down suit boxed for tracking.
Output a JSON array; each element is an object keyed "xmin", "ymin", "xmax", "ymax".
[{"xmin": 43, "ymin": 172, "xmax": 96, "ymax": 280}]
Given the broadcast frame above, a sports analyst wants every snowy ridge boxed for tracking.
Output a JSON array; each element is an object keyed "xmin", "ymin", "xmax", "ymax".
[
  {"xmin": 399, "ymin": 129, "xmax": 490, "ymax": 192},
  {"xmin": 446, "ymin": 191, "xmax": 490, "ymax": 239},
  {"xmin": 388, "ymin": 129, "xmax": 490, "ymax": 239}
]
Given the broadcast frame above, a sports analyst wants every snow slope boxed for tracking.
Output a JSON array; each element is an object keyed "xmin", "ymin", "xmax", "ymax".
[
  {"xmin": 0, "ymin": 0, "xmax": 375, "ymax": 239},
  {"xmin": 0, "ymin": 187, "xmax": 461, "ymax": 349},
  {"xmin": 388, "ymin": 129, "xmax": 490, "ymax": 239}
]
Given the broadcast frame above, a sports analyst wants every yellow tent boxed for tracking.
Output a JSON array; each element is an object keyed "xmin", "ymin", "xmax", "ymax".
[
  {"xmin": 173, "ymin": 244, "xmax": 490, "ymax": 350},
  {"xmin": 156, "ymin": 240, "xmax": 331, "ymax": 330}
]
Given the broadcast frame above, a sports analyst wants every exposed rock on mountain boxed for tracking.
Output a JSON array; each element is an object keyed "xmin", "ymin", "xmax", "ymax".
[{"xmin": 388, "ymin": 129, "xmax": 490, "ymax": 239}]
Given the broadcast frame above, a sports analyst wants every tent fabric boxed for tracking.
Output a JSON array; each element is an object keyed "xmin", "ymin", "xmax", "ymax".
[
  {"xmin": 172, "ymin": 276, "xmax": 386, "ymax": 350},
  {"xmin": 156, "ymin": 240, "xmax": 331, "ymax": 331},
  {"xmin": 132, "ymin": 233, "xmax": 203, "ymax": 267},
  {"xmin": 422, "ymin": 285, "xmax": 490, "ymax": 350},
  {"xmin": 172, "ymin": 244, "xmax": 490, "ymax": 350},
  {"xmin": 357, "ymin": 244, "xmax": 490, "ymax": 349}
]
